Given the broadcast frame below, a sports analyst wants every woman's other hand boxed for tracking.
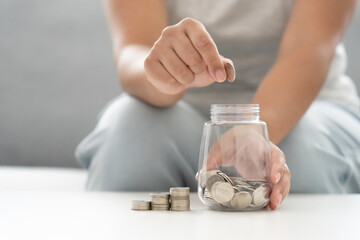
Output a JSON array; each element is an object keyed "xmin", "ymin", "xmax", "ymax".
[
  {"xmin": 204, "ymin": 126, "xmax": 291, "ymax": 210},
  {"xmin": 267, "ymin": 142, "xmax": 290, "ymax": 210}
]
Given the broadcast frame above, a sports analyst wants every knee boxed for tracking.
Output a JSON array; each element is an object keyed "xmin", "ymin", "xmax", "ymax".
[
  {"xmin": 278, "ymin": 103, "xmax": 349, "ymax": 193},
  {"xmin": 84, "ymin": 94, "xmax": 203, "ymax": 191},
  {"xmin": 75, "ymin": 94, "xmax": 152, "ymax": 168},
  {"xmin": 102, "ymin": 94, "xmax": 164, "ymax": 129}
]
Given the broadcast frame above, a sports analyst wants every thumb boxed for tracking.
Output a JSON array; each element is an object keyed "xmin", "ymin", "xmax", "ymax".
[{"xmin": 221, "ymin": 57, "xmax": 236, "ymax": 82}]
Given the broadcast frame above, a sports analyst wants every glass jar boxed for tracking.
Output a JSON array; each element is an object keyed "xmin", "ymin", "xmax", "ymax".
[{"xmin": 198, "ymin": 104, "xmax": 271, "ymax": 211}]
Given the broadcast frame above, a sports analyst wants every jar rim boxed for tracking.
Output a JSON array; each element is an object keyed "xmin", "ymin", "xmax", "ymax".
[
  {"xmin": 211, "ymin": 104, "xmax": 259, "ymax": 107},
  {"xmin": 210, "ymin": 104, "xmax": 260, "ymax": 121},
  {"xmin": 211, "ymin": 104, "xmax": 259, "ymax": 113}
]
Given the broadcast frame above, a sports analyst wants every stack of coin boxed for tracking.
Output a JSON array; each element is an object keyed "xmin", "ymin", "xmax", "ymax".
[
  {"xmin": 199, "ymin": 170, "xmax": 270, "ymax": 210},
  {"xmin": 131, "ymin": 200, "xmax": 151, "ymax": 211},
  {"xmin": 150, "ymin": 192, "xmax": 170, "ymax": 211},
  {"xmin": 170, "ymin": 187, "xmax": 190, "ymax": 211}
]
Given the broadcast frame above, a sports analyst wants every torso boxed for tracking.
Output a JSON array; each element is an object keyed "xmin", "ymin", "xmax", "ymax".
[{"xmin": 165, "ymin": 0, "xmax": 359, "ymax": 115}]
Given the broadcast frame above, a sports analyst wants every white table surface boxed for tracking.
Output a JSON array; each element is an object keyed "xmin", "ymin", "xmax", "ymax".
[{"xmin": 1, "ymin": 192, "xmax": 359, "ymax": 240}]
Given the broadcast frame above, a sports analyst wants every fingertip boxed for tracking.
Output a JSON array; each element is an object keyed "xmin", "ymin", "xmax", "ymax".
[{"xmin": 269, "ymin": 202, "xmax": 277, "ymax": 210}]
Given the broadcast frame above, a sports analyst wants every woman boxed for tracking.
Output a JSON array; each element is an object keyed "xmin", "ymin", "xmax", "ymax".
[{"xmin": 76, "ymin": 0, "xmax": 360, "ymax": 210}]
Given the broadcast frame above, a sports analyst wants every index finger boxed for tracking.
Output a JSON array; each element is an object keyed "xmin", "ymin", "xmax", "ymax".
[{"xmin": 182, "ymin": 19, "xmax": 226, "ymax": 82}]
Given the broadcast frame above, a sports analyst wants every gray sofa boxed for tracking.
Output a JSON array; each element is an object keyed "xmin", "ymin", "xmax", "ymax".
[{"xmin": 1, "ymin": 0, "xmax": 359, "ymax": 169}]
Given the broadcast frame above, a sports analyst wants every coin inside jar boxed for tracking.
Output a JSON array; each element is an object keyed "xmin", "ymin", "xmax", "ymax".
[
  {"xmin": 206, "ymin": 174, "xmax": 225, "ymax": 191},
  {"xmin": 199, "ymin": 170, "xmax": 221, "ymax": 188},
  {"xmin": 230, "ymin": 191, "xmax": 252, "ymax": 209},
  {"xmin": 252, "ymin": 185, "xmax": 270, "ymax": 207},
  {"xmin": 211, "ymin": 181, "xmax": 234, "ymax": 204}
]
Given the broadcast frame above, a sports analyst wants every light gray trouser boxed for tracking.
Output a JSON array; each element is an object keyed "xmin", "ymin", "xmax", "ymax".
[{"xmin": 76, "ymin": 94, "xmax": 360, "ymax": 193}]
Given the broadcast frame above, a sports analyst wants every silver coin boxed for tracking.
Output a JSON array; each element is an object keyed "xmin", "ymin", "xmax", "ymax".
[
  {"xmin": 170, "ymin": 187, "xmax": 190, "ymax": 196},
  {"xmin": 234, "ymin": 184, "xmax": 255, "ymax": 193},
  {"xmin": 206, "ymin": 174, "xmax": 225, "ymax": 191},
  {"xmin": 229, "ymin": 177, "xmax": 245, "ymax": 183},
  {"xmin": 211, "ymin": 181, "xmax": 235, "ymax": 204},
  {"xmin": 151, "ymin": 203, "xmax": 170, "ymax": 211},
  {"xmin": 252, "ymin": 186, "xmax": 270, "ymax": 207},
  {"xmin": 199, "ymin": 170, "xmax": 221, "ymax": 188},
  {"xmin": 203, "ymin": 189, "xmax": 220, "ymax": 206},
  {"xmin": 170, "ymin": 196, "xmax": 190, "ymax": 201},
  {"xmin": 246, "ymin": 178, "xmax": 266, "ymax": 183},
  {"xmin": 230, "ymin": 177, "xmax": 253, "ymax": 187},
  {"xmin": 171, "ymin": 203, "xmax": 190, "ymax": 208},
  {"xmin": 217, "ymin": 172, "xmax": 234, "ymax": 185},
  {"xmin": 151, "ymin": 203, "xmax": 170, "ymax": 206},
  {"xmin": 204, "ymin": 188, "xmax": 212, "ymax": 198},
  {"xmin": 150, "ymin": 192, "xmax": 170, "ymax": 198},
  {"xmin": 225, "ymin": 62, "xmax": 236, "ymax": 82},
  {"xmin": 152, "ymin": 208, "xmax": 170, "ymax": 211},
  {"xmin": 171, "ymin": 206, "xmax": 190, "ymax": 211},
  {"xmin": 151, "ymin": 198, "xmax": 169, "ymax": 205},
  {"xmin": 171, "ymin": 200, "xmax": 190, "ymax": 207},
  {"xmin": 131, "ymin": 200, "xmax": 151, "ymax": 211},
  {"xmin": 221, "ymin": 201, "xmax": 232, "ymax": 208},
  {"xmin": 230, "ymin": 191, "xmax": 252, "ymax": 209}
]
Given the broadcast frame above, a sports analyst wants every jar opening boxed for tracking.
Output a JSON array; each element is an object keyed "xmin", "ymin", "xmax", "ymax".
[{"xmin": 210, "ymin": 104, "xmax": 260, "ymax": 122}]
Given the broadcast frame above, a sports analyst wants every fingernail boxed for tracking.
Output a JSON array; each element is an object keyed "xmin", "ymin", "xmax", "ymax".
[
  {"xmin": 215, "ymin": 69, "xmax": 225, "ymax": 82},
  {"xmin": 277, "ymin": 194, "xmax": 283, "ymax": 205},
  {"xmin": 275, "ymin": 173, "xmax": 281, "ymax": 183}
]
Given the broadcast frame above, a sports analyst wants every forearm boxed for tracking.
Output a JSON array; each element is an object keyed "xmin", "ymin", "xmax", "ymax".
[
  {"xmin": 117, "ymin": 44, "xmax": 185, "ymax": 107},
  {"xmin": 252, "ymin": 42, "xmax": 335, "ymax": 144}
]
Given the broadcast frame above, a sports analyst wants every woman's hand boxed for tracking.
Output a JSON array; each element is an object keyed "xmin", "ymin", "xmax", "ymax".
[
  {"xmin": 267, "ymin": 142, "xmax": 290, "ymax": 210},
  {"xmin": 144, "ymin": 17, "xmax": 230, "ymax": 95}
]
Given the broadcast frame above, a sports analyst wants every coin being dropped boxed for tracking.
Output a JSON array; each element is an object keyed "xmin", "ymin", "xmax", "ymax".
[
  {"xmin": 252, "ymin": 186, "xmax": 270, "ymax": 207},
  {"xmin": 225, "ymin": 62, "xmax": 236, "ymax": 82},
  {"xmin": 211, "ymin": 181, "xmax": 234, "ymax": 204},
  {"xmin": 230, "ymin": 191, "xmax": 252, "ymax": 209}
]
